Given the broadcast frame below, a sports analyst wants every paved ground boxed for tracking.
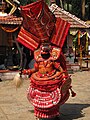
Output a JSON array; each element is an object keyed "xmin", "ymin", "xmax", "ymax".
[{"xmin": 0, "ymin": 70, "xmax": 90, "ymax": 120}]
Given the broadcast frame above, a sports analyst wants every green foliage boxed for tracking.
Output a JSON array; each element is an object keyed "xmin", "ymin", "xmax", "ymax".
[
  {"xmin": 65, "ymin": 0, "xmax": 82, "ymax": 18},
  {"xmin": 45, "ymin": 0, "xmax": 50, "ymax": 5},
  {"xmin": 63, "ymin": 0, "xmax": 90, "ymax": 20},
  {"xmin": 20, "ymin": 0, "xmax": 36, "ymax": 6},
  {"xmin": 19, "ymin": 0, "xmax": 49, "ymax": 6}
]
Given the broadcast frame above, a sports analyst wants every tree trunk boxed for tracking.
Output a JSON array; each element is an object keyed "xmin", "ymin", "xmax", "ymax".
[
  {"xmin": 60, "ymin": 0, "xmax": 63, "ymax": 8},
  {"xmin": 81, "ymin": 0, "xmax": 85, "ymax": 20}
]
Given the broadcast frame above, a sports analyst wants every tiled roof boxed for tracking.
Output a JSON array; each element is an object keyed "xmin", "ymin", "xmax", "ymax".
[
  {"xmin": 49, "ymin": 4, "xmax": 90, "ymax": 28},
  {"xmin": 0, "ymin": 16, "xmax": 23, "ymax": 25}
]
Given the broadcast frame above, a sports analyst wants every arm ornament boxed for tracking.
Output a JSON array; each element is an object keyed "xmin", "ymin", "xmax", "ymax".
[
  {"xmin": 22, "ymin": 69, "xmax": 32, "ymax": 75},
  {"xmin": 34, "ymin": 62, "xmax": 39, "ymax": 70},
  {"xmin": 54, "ymin": 62, "xmax": 60, "ymax": 69}
]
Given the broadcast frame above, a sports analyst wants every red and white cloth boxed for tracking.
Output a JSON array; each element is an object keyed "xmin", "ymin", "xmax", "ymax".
[
  {"xmin": 51, "ymin": 17, "xmax": 70, "ymax": 48},
  {"xmin": 27, "ymin": 87, "xmax": 61, "ymax": 109},
  {"xmin": 17, "ymin": 27, "xmax": 40, "ymax": 51}
]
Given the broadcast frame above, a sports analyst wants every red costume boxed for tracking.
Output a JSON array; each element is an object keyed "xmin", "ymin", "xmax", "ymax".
[
  {"xmin": 27, "ymin": 45, "xmax": 72, "ymax": 118},
  {"xmin": 17, "ymin": 0, "xmax": 76, "ymax": 119}
]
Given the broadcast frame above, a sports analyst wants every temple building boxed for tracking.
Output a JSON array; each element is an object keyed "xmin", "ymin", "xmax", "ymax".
[{"xmin": 50, "ymin": 4, "xmax": 90, "ymax": 71}]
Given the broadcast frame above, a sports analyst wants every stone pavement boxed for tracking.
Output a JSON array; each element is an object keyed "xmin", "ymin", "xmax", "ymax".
[{"xmin": 0, "ymin": 71, "xmax": 90, "ymax": 120}]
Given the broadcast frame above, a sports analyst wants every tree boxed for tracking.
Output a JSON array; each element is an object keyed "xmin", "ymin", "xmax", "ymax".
[
  {"xmin": 63, "ymin": 0, "xmax": 82, "ymax": 19},
  {"xmin": 85, "ymin": 0, "xmax": 90, "ymax": 20},
  {"xmin": 20, "ymin": 0, "xmax": 36, "ymax": 6},
  {"xmin": 60, "ymin": 0, "xmax": 63, "ymax": 8},
  {"xmin": 62, "ymin": 0, "xmax": 90, "ymax": 20},
  {"xmin": 81, "ymin": 0, "xmax": 85, "ymax": 20}
]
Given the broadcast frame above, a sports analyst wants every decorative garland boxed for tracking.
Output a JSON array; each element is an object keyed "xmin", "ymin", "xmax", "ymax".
[{"xmin": 0, "ymin": 25, "xmax": 20, "ymax": 33}]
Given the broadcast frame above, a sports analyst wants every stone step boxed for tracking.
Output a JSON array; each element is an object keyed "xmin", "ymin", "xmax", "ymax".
[
  {"xmin": 66, "ymin": 64, "xmax": 80, "ymax": 72},
  {"xmin": 0, "ymin": 70, "xmax": 28, "ymax": 81}
]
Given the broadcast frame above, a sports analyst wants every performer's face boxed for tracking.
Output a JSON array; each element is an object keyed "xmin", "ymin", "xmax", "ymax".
[
  {"xmin": 41, "ymin": 52, "xmax": 50, "ymax": 59},
  {"xmin": 41, "ymin": 45, "xmax": 51, "ymax": 59}
]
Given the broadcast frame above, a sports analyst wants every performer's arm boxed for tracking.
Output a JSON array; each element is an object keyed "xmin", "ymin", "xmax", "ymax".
[
  {"xmin": 54, "ymin": 62, "xmax": 68, "ymax": 75},
  {"xmin": 22, "ymin": 62, "xmax": 39, "ymax": 75}
]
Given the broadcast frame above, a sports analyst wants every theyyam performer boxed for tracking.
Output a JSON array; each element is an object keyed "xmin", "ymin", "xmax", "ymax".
[{"xmin": 13, "ymin": 0, "xmax": 76, "ymax": 120}]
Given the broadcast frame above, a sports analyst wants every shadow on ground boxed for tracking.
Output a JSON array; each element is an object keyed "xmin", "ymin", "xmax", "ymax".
[
  {"xmin": 29, "ymin": 103, "xmax": 90, "ymax": 120},
  {"xmin": 60, "ymin": 103, "xmax": 90, "ymax": 120}
]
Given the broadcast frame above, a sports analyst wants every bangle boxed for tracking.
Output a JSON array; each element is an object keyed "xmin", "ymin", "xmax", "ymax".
[{"xmin": 27, "ymin": 69, "xmax": 31, "ymax": 74}]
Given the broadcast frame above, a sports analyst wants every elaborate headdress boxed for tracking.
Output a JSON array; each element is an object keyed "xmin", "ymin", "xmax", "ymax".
[
  {"xmin": 17, "ymin": 0, "xmax": 70, "ymax": 51},
  {"xmin": 17, "ymin": 0, "xmax": 55, "ymax": 50}
]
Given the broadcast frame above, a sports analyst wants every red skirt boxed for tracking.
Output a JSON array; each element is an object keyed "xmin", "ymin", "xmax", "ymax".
[{"xmin": 27, "ymin": 71, "xmax": 71, "ymax": 118}]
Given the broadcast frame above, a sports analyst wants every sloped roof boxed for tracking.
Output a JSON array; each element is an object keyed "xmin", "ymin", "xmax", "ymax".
[
  {"xmin": 0, "ymin": 16, "xmax": 23, "ymax": 25},
  {"xmin": 49, "ymin": 4, "xmax": 90, "ymax": 28}
]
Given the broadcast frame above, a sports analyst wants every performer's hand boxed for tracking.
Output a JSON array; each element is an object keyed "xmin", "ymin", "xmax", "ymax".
[{"xmin": 22, "ymin": 69, "xmax": 32, "ymax": 75}]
